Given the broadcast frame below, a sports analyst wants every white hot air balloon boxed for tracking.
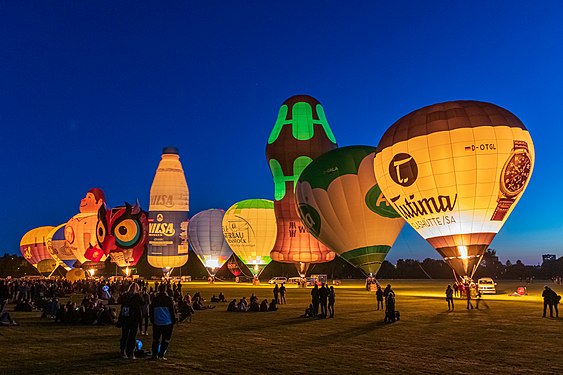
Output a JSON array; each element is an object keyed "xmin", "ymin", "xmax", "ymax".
[{"xmin": 189, "ymin": 209, "xmax": 232, "ymax": 278}]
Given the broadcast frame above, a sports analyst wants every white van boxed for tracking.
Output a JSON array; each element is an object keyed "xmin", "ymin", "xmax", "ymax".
[
  {"xmin": 268, "ymin": 277, "xmax": 287, "ymax": 285},
  {"xmin": 477, "ymin": 277, "xmax": 497, "ymax": 294}
]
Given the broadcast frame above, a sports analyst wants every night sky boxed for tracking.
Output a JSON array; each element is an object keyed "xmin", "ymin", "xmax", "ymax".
[{"xmin": 1, "ymin": 1, "xmax": 562, "ymax": 264}]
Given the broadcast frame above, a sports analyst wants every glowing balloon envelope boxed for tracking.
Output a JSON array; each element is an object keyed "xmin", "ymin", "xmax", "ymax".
[
  {"xmin": 46, "ymin": 224, "xmax": 77, "ymax": 270},
  {"xmin": 147, "ymin": 147, "xmax": 190, "ymax": 270},
  {"xmin": 20, "ymin": 226, "xmax": 54, "ymax": 267},
  {"xmin": 66, "ymin": 268, "xmax": 86, "ymax": 282},
  {"xmin": 95, "ymin": 203, "xmax": 149, "ymax": 268},
  {"xmin": 296, "ymin": 146, "xmax": 405, "ymax": 276},
  {"xmin": 189, "ymin": 209, "xmax": 232, "ymax": 277},
  {"xmin": 37, "ymin": 258, "xmax": 58, "ymax": 275},
  {"xmin": 266, "ymin": 95, "xmax": 337, "ymax": 275},
  {"xmin": 65, "ymin": 188, "xmax": 107, "ymax": 264},
  {"xmin": 374, "ymin": 101, "xmax": 534, "ymax": 278},
  {"xmin": 227, "ymin": 255, "xmax": 244, "ymax": 277},
  {"xmin": 222, "ymin": 199, "xmax": 276, "ymax": 277}
]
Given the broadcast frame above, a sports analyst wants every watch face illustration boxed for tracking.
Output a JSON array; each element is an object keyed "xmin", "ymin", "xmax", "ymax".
[{"xmin": 502, "ymin": 152, "xmax": 531, "ymax": 196}]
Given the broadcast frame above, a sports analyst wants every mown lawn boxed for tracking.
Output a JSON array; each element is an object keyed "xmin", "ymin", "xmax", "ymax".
[{"xmin": 0, "ymin": 280, "xmax": 561, "ymax": 375}]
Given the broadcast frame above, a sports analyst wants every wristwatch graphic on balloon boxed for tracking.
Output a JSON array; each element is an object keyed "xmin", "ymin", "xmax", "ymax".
[{"xmin": 491, "ymin": 140, "xmax": 532, "ymax": 221}]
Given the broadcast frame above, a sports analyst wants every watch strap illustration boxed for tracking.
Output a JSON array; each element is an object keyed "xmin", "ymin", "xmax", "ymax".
[{"xmin": 491, "ymin": 198, "xmax": 515, "ymax": 221}]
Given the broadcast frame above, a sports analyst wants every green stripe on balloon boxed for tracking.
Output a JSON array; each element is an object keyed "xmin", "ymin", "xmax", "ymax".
[
  {"xmin": 339, "ymin": 245, "xmax": 391, "ymax": 275},
  {"xmin": 267, "ymin": 105, "xmax": 289, "ymax": 144},
  {"xmin": 267, "ymin": 101, "xmax": 337, "ymax": 144},
  {"xmin": 232, "ymin": 199, "xmax": 274, "ymax": 213},
  {"xmin": 299, "ymin": 145, "xmax": 375, "ymax": 190},
  {"xmin": 269, "ymin": 156, "xmax": 313, "ymax": 201}
]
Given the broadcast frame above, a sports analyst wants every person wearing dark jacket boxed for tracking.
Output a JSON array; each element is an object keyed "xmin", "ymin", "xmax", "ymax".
[
  {"xmin": 119, "ymin": 283, "xmax": 143, "ymax": 359},
  {"xmin": 542, "ymin": 286, "xmax": 559, "ymax": 318},
  {"xmin": 311, "ymin": 285, "xmax": 320, "ymax": 317},
  {"xmin": 150, "ymin": 284, "xmax": 177, "ymax": 360},
  {"xmin": 319, "ymin": 283, "xmax": 328, "ymax": 318}
]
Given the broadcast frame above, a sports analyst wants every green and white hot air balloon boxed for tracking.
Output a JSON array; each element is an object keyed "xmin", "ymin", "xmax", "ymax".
[{"xmin": 295, "ymin": 145, "xmax": 405, "ymax": 276}]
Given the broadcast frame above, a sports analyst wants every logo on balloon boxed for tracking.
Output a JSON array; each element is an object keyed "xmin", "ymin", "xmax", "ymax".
[
  {"xmin": 297, "ymin": 203, "xmax": 321, "ymax": 238},
  {"xmin": 389, "ymin": 153, "xmax": 418, "ymax": 187},
  {"xmin": 65, "ymin": 226, "xmax": 75, "ymax": 244},
  {"xmin": 365, "ymin": 184, "xmax": 402, "ymax": 219}
]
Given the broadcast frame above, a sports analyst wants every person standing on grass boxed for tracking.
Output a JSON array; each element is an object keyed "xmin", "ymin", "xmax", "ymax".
[
  {"xmin": 150, "ymin": 284, "xmax": 177, "ymax": 360},
  {"xmin": 542, "ymin": 286, "xmax": 558, "ymax": 318},
  {"xmin": 273, "ymin": 284, "xmax": 280, "ymax": 304},
  {"xmin": 0, "ymin": 280, "xmax": 8, "ymax": 313},
  {"xmin": 376, "ymin": 286, "xmax": 384, "ymax": 310},
  {"xmin": 311, "ymin": 284, "xmax": 320, "ymax": 317},
  {"xmin": 445, "ymin": 285, "xmax": 454, "ymax": 311},
  {"xmin": 465, "ymin": 282, "xmax": 473, "ymax": 310},
  {"xmin": 139, "ymin": 287, "xmax": 150, "ymax": 336},
  {"xmin": 453, "ymin": 282, "xmax": 459, "ymax": 298},
  {"xmin": 385, "ymin": 289, "xmax": 396, "ymax": 322},
  {"xmin": 119, "ymin": 283, "xmax": 143, "ymax": 359},
  {"xmin": 383, "ymin": 284, "xmax": 392, "ymax": 309},
  {"xmin": 328, "ymin": 286, "xmax": 335, "ymax": 318},
  {"xmin": 475, "ymin": 289, "xmax": 488, "ymax": 309},
  {"xmin": 319, "ymin": 283, "xmax": 328, "ymax": 318},
  {"xmin": 279, "ymin": 283, "xmax": 286, "ymax": 304}
]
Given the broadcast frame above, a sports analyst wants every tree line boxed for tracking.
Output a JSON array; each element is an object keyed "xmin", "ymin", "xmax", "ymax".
[{"xmin": 1, "ymin": 249, "xmax": 561, "ymax": 280}]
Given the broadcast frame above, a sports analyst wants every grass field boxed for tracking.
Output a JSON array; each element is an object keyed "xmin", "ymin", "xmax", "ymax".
[{"xmin": 0, "ymin": 280, "xmax": 562, "ymax": 375}]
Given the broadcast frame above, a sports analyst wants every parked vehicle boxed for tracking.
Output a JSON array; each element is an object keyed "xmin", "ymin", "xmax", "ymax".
[
  {"xmin": 477, "ymin": 277, "xmax": 497, "ymax": 294},
  {"xmin": 268, "ymin": 277, "xmax": 288, "ymax": 284},
  {"xmin": 309, "ymin": 274, "xmax": 328, "ymax": 286}
]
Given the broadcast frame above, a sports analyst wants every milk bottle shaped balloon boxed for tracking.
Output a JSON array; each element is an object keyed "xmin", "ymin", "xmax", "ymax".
[{"xmin": 147, "ymin": 147, "xmax": 189, "ymax": 270}]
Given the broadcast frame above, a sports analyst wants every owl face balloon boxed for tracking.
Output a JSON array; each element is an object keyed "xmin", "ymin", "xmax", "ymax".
[
  {"xmin": 374, "ymin": 101, "xmax": 534, "ymax": 278},
  {"xmin": 94, "ymin": 202, "xmax": 148, "ymax": 267}
]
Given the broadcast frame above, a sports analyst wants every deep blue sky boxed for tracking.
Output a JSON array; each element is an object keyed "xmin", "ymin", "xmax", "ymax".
[{"xmin": 1, "ymin": 1, "xmax": 562, "ymax": 264}]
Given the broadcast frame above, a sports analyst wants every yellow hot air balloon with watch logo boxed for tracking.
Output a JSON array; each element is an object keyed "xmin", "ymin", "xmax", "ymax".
[{"xmin": 374, "ymin": 101, "xmax": 534, "ymax": 279}]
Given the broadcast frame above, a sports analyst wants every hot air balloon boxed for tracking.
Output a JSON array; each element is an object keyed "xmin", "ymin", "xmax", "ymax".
[
  {"xmin": 227, "ymin": 255, "xmax": 245, "ymax": 278},
  {"xmin": 20, "ymin": 226, "xmax": 55, "ymax": 268},
  {"xmin": 147, "ymin": 147, "xmax": 190, "ymax": 273},
  {"xmin": 94, "ymin": 203, "xmax": 149, "ymax": 268},
  {"xmin": 295, "ymin": 146, "xmax": 405, "ymax": 276},
  {"xmin": 65, "ymin": 188, "xmax": 107, "ymax": 265},
  {"xmin": 374, "ymin": 101, "xmax": 534, "ymax": 279},
  {"xmin": 189, "ymin": 209, "xmax": 232, "ymax": 279},
  {"xmin": 37, "ymin": 258, "xmax": 58, "ymax": 275},
  {"xmin": 46, "ymin": 224, "xmax": 77, "ymax": 270},
  {"xmin": 222, "ymin": 199, "xmax": 276, "ymax": 281},
  {"xmin": 66, "ymin": 268, "xmax": 86, "ymax": 282},
  {"xmin": 266, "ymin": 95, "xmax": 337, "ymax": 276}
]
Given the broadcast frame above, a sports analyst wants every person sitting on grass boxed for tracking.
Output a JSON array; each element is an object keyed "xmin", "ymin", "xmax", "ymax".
[
  {"xmin": 227, "ymin": 299, "xmax": 237, "ymax": 312},
  {"xmin": 218, "ymin": 292, "xmax": 226, "ymax": 302},
  {"xmin": 249, "ymin": 299, "xmax": 260, "ymax": 312},
  {"xmin": 237, "ymin": 298, "xmax": 248, "ymax": 312},
  {"xmin": 268, "ymin": 299, "xmax": 278, "ymax": 311},
  {"xmin": 0, "ymin": 311, "xmax": 18, "ymax": 326},
  {"xmin": 42, "ymin": 297, "xmax": 60, "ymax": 319},
  {"xmin": 15, "ymin": 299, "xmax": 34, "ymax": 312},
  {"xmin": 179, "ymin": 295, "xmax": 195, "ymax": 322},
  {"xmin": 259, "ymin": 299, "xmax": 269, "ymax": 312},
  {"xmin": 97, "ymin": 305, "xmax": 117, "ymax": 325},
  {"xmin": 301, "ymin": 304, "xmax": 313, "ymax": 318}
]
